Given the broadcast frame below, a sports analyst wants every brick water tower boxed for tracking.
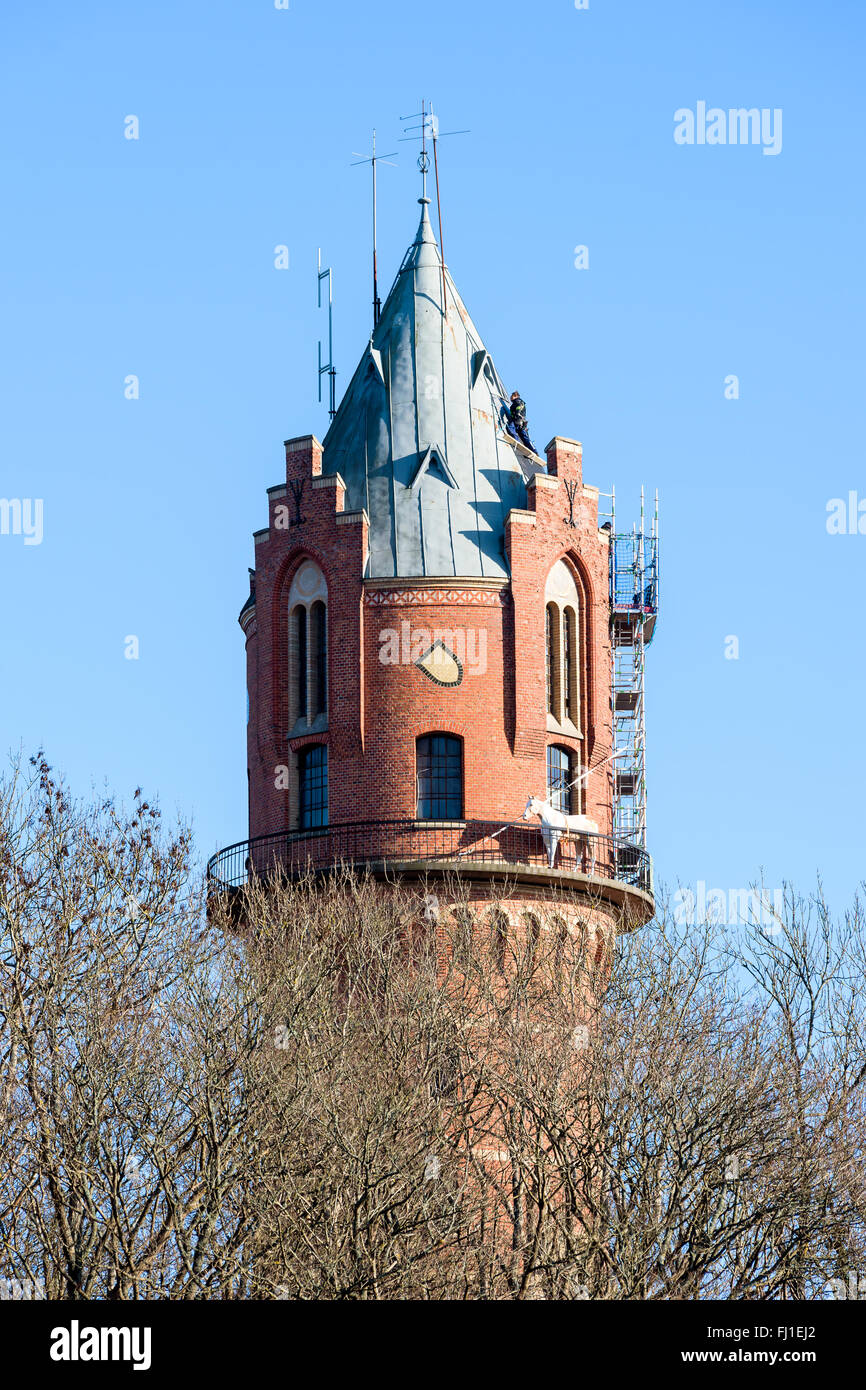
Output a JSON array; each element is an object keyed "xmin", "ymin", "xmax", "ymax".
[{"xmin": 208, "ymin": 192, "xmax": 658, "ymax": 953}]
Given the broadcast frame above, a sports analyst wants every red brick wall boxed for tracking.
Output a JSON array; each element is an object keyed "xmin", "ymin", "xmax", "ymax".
[{"xmin": 243, "ymin": 434, "xmax": 615, "ymax": 842}]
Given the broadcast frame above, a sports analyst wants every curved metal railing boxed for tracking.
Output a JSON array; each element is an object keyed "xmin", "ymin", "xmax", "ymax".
[{"xmin": 206, "ymin": 819, "xmax": 653, "ymax": 897}]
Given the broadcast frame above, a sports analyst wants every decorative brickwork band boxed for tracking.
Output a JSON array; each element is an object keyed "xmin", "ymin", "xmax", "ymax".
[{"xmin": 364, "ymin": 587, "xmax": 509, "ymax": 607}]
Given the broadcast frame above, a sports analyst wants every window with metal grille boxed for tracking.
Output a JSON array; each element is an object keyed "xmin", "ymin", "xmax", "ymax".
[
  {"xmin": 547, "ymin": 745, "xmax": 573, "ymax": 815},
  {"xmin": 416, "ymin": 734, "xmax": 463, "ymax": 820},
  {"xmin": 299, "ymin": 744, "xmax": 328, "ymax": 828}
]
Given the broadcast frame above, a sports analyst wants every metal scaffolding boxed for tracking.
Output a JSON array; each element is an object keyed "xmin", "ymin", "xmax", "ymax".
[{"xmin": 600, "ymin": 487, "xmax": 659, "ymax": 862}]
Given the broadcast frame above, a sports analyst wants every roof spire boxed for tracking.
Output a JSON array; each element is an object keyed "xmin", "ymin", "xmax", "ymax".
[{"xmin": 322, "ymin": 199, "xmax": 541, "ymax": 580}]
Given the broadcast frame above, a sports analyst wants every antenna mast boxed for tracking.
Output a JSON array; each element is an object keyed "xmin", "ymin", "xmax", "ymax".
[
  {"xmin": 351, "ymin": 130, "xmax": 397, "ymax": 329},
  {"xmin": 429, "ymin": 106, "xmax": 448, "ymax": 313},
  {"xmin": 317, "ymin": 249, "xmax": 336, "ymax": 421},
  {"xmin": 400, "ymin": 101, "xmax": 470, "ymax": 315},
  {"xmin": 400, "ymin": 98, "xmax": 431, "ymax": 199}
]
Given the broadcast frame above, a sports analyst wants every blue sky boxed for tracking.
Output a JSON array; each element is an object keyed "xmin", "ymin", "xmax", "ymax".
[{"xmin": 1, "ymin": 0, "xmax": 863, "ymax": 911}]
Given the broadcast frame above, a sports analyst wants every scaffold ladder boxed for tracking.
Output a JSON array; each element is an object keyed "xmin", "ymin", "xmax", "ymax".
[{"xmin": 598, "ymin": 487, "xmax": 659, "ymax": 866}]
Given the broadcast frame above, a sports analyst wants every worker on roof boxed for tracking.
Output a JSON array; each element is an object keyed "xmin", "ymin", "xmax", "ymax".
[{"xmin": 509, "ymin": 392, "xmax": 537, "ymax": 456}]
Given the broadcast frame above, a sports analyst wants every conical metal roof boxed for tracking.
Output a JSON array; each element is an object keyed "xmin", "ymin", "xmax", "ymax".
[{"xmin": 322, "ymin": 198, "xmax": 544, "ymax": 578}]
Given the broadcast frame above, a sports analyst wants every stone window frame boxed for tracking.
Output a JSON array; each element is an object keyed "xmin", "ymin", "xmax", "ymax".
[
  {"xmin": 545, "ymin": 559, "xmax": 585, "ymax": 739},
  {"xmin": 287, "ymin": 560, "xmax": 328, "ymax": 737}
]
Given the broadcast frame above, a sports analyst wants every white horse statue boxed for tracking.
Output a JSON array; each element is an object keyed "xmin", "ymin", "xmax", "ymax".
[{"xmin": 523, "ymin": 795, "xmax": 599, "ymax": 870}]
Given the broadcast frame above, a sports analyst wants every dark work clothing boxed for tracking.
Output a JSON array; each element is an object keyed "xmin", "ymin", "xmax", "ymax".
[{"xmin": 509, "ymin": 397, "xmax": 536, "ymax": 455}]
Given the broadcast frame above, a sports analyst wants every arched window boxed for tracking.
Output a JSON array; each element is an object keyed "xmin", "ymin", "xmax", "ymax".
[
  {"xmin": 288, "ymin": 561, "xmax": 328, "ymax": 731},
  {"xmin": 544, "ymin": 560, "xmax": 581, "ymax": 731},
  {"xmin": 298, "ymin": 744, "xmax": 328, "ymax": 829},
  {"xmin": 547, "ymin": 744, "xmax": 574, "ymax": 815},
  {"xmin": 416, "ymin": 734, "xmax": 463, "ymax": 820}
]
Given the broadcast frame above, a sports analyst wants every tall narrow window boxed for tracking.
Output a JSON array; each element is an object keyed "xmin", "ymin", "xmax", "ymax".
[
  {"xmin": 296, "ymin": 606, "xmax": 307, "ymax": 720},
  {"xmin": 547, "ymin": 745, "xmax": 573, "ymax": 815},
  {"xmin": 312, "ymin": 600, "xmax": 327, "ymax": 716},
  {"xmin": 564, "ymin": 607, "xmax": 577, "ymax": 723},
  {"xmin": 546, "ymin": 603, "xmax": 558, "ymax": 717},
  {"xmin": 299, "ymin": 745, "xmax": 328, "ymax": 828},
  {"xmin": 416, "ymin": 734, "xmax": 463, "ymax": 820}
]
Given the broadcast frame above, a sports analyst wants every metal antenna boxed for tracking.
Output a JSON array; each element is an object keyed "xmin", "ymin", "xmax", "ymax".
[
  {"xmin": 400, "ymin": 98, "xmax": 431, "ymax": 199},
  {"xmin": 400, "ymin": 100, "xmax": 468, "ymax": 199},
  {"xmin": 400, "ymin": 101, "xmax": 470, "ymax": 313},
  {"xmin": 317, "ymin": 248, "xmax": 336, "ymax": 421},
  {"xmin": 351, "ymin": 129, "xmax": 397, "ymax": 329},
  {"xmin": 430, "ymin": 102, "xmax": 468, "ymax": 315}
]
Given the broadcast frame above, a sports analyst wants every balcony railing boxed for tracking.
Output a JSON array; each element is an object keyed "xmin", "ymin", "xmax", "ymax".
[{"xmin": 206, "ymin": 819, "xmax": 653, "ymax": 898}]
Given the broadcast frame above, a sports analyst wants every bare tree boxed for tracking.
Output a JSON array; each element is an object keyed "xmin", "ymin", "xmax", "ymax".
[
  {"xmin": 0, "ymin": 754, "xmax": 261, "ymax": 1298},
  {"xmin": 2, "ymin": 756, "xmax": 865, "ymax": 1299}
]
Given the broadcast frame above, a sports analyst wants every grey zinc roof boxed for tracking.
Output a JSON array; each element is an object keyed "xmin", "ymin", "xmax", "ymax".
[{"xmin": 322, "ymin": 198, "xmax": 544, "ymax": 578}]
